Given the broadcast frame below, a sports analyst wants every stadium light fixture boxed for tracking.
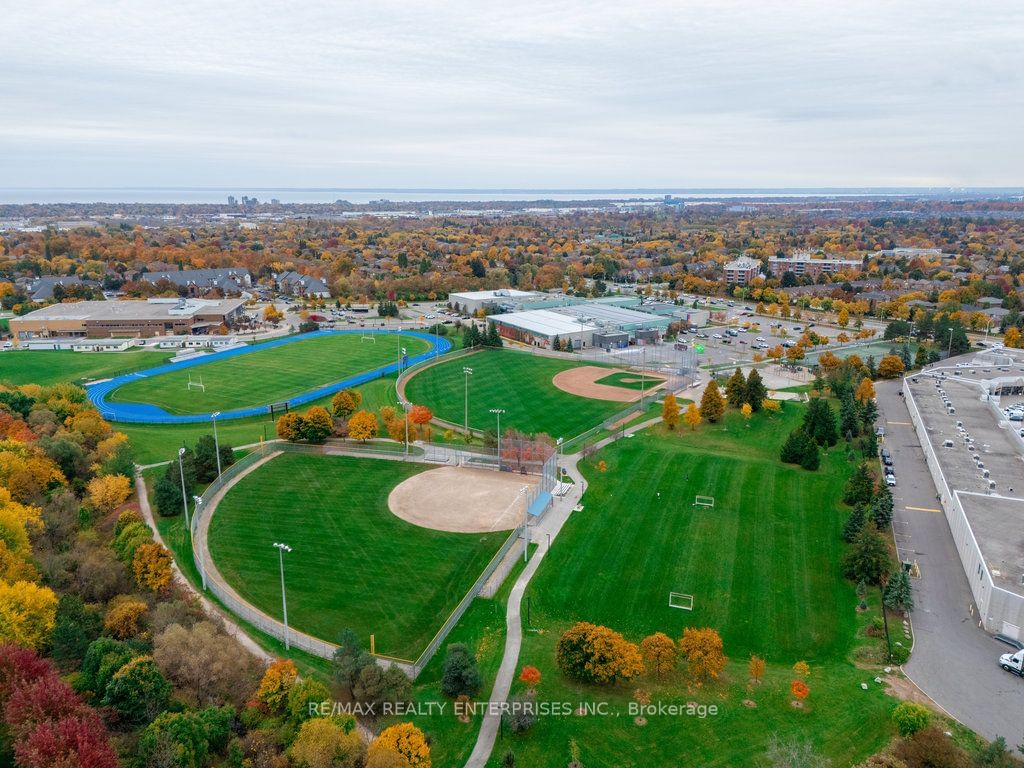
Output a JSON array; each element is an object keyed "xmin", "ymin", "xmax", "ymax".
[
  {"xmin": 273, "ymin": 542, "xmax": 293, "ymax": 650},
  {"xmin": 177, "ymin": 447, "xmax": 190, "ymax": 531},
  {"xmin": 489, "ymin": 408, "xmax": 505, "ymax": 471},
  {"xmin": 463, "ymin": 367, "xmax": 474, "ymax": 435},
  {"xmin": 211, "ymin": 411, "xmax": 222, "ymax": 478}
]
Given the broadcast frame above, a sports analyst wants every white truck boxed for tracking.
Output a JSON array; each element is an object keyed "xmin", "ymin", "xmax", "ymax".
[{"xmin": 999, "ymin": 649, "xmax": 1023, "ymax": 677}]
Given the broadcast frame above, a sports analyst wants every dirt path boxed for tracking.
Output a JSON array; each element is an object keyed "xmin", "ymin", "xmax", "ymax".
[{"xmin": 552, "ymin": 365, "xmax": 666, "ymax": 402}]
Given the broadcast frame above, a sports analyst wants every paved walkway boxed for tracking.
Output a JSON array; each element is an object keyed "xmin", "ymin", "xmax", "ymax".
[
  {"xmin": 465, "ymin": 414, "xmax": 663, "ymax": 768},
  {"xmin": 875, "ymin": 380, "xmax": 1024, "ymax": 743}
]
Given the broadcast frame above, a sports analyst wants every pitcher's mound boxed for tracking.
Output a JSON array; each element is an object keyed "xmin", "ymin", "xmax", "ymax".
[{"xmin": 388, "ymin": 466, "xmax": 539, "ymax": 533}]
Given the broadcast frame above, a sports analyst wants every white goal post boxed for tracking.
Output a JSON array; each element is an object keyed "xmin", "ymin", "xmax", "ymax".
[
  {"xmin": 694, "ymin": 495, "xmax": 715, "ymax": 508},
  {"xmin": 187, "ymin": 374, "xmax": 206, "ymax": 392},
  {"xmin": 669, "ymin": 592, "xmax": 694, "ymax": 611}
]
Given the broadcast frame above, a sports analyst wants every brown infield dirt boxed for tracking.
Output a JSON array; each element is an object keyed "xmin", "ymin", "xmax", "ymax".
[
  {"xmin": 552, "ymin": 365, "xmax": 667, "ymax": 402},
  {"xmin": 387, "ymin": 466, "xmax": 539, "ymax": 533}
]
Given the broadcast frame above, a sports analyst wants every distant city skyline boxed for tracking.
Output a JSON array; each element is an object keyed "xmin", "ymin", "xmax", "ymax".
[{"xmin": 3, "ymin": 1, "xmax": 1023, "ymax": 189}]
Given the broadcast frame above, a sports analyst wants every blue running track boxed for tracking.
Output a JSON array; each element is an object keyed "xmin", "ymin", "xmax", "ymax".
[{"xmin": 87, "ymin": 329, "xmax": 452, "ymax": 424}]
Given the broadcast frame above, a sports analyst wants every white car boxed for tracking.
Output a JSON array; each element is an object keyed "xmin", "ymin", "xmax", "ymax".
[
  {"xmin": 885, "ymin": 475, "xmax": 896, "ymax": 487},
  {"xmin": 712, "ymin": 333, "xmax": 723, "ymax": 339},
  {"xmin": 755, "ymin": 337, "xmax": 766, "ymax": 343}
]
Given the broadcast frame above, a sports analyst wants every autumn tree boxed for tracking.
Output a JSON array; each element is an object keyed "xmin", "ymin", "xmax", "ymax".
[
  {"xmin": 275, "ymin": 412, "xmax": 305, "ymax": 441},
  {"xmin": 331, "ymin": 388, "xmax": 363, "ymax": 418},
  {"xmin": 255, "ymin": 659, "xmax": 298, "ymax": 715},
  {"xmin": 409, "ymin": 405, "xmax": 433, "ymax": 440},
  {"xmin": 677, "ymin": 627, "xmax": 727, "ymax": 683},
  {"xmin": 0, "ymin": 581, "xmax": 57, "ymax": 649},
  {"xmin": 854, "ymin": 377, "xmax": 876, "ymax": 404},
  {"xmin": 661, "ymin": 393, "xmax": 680, "ymax": 430},
  {"xmin": 302, "ymin": 406, "xmax": 334, "ymax": 443},
  {"xmin": 699, "ymin": 381, "xmax": 725, "ymax": 423},
  {"xmin": 741, "ymin": 402, "xmax": 753, "ymax": 423},
  {"xmin": 639, "ymin": 632, "xmax": 677, "ymax": 678},
  {"xmin": 14, "ymin": 712, "xmax": 118, "ymax": 768},
  {"xmin": 154, "ymin": 621, "xmax": 260, "ymax": 707},
  {"xmin": 290, "ymin": 717, "xmax": 366, "ymax": 768},
  {"xmin": 101, "ymin": 655, "xmax": 172, "ymax": 726},
  {"xmin": 1004, "ymin": 326, "xmax": 1022, "ymax": 349},
  {"xmin": 132, "ymin": 542, "xmax": 173, "ymax": 592},
  {"xmin": 683, "ymin": 402, "xmax": 701, "ymax": 431},
  {"xmin": 519, "ymin": 665, "xmax": 541, "ymax": 691},
  {"xmin": 263, "ymin": 305, "xmax": 283, "ymax": 323},
  {"xmin": 348, "ymin": 410, "xmax": 378, "ymax": 442},
  {"xmin": 762, "ymin": 399, "xmax": 781, "ymax": 415},
  {"xmin": 556, "ymin": 622, "xmax": 644, "ymax": 684},
  {"xmin": 837, "ymin": 307, "xmax": 850, "ymax": 327},
  {"xmin": 103, "ymin": 597, "xmax": 148, "ymax": 640},
  {"xmin": 876, "ymin": 355, "xmax": 906, "ymax": 379},
  {"xmin": 748, "ymin": 655, "xmax": 766, "ymax": 684},
  {"xmin": 85, "ymin": 474, "xmax": 131, "ymax": 515},
  {"xmin": 368, "ymin": 722, "xmax": 431, "ymax": 768}
]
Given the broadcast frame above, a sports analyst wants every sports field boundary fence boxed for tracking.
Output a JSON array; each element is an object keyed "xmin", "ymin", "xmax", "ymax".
[{"xmin": 189, "ymin": 440, "xmax": 526, "ymax": 678}]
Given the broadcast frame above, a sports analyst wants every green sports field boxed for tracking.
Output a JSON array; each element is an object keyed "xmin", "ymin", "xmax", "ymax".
[
  {"xmin": 403, "ymin": 349, "xmax": 625, "ymax": 439},
  {"xmin": 0, "ymin": 349, "xmax": 174, "ymax": 387},
  {"xmin": 108, "ymin": 333, "xmax": 430, "ymax": 415},
  {"xmin": 207, "ymin": 453, "xmax": 508, "ymax": 660},
  {"xmin": 494, "ymin": 407, "xmax": 892, "ymax": 767},
  {"xmin": 593, "ymin": 370, "xmax": 663, "ymax": 391}
]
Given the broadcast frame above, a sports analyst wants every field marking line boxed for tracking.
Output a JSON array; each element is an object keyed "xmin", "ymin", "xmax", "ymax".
[
  {"xmin": 904, "ymin": 505, "xmax": 941, "ymax": 513},
  {"xmin": 886, "ymin": 420, "xmax": 912, "ymax": 426}
]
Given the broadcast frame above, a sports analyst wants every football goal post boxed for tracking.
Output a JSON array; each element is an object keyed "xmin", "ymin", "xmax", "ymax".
[
  {"xmin": 669, "ymin": 592, "xmax": 694, "ymax": 611},
  {"xmin": 186, "ymin": 374, "xmax": 206, "ymax": 392},
  {"xmin": 360, "ymin": 333, "xmax": 376, "ymax": 343},
  {"xmin": 694, "ymin": 495, "xmax": 715, "ymax": 508}
]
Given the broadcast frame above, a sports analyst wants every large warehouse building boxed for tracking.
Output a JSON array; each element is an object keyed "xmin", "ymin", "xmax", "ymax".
[
  {"xmin": 490, "ymin": 301, "xmax": 671, "ymax": 350},
  {"xmin": 10, "ymin": 298, "xmax": 247, "ymax": 344}
]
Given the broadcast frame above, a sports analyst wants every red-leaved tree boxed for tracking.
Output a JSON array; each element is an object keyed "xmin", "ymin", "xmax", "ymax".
[{"xmin": 14, "ymin": 713, "xmax": 118, "ymax": 768}]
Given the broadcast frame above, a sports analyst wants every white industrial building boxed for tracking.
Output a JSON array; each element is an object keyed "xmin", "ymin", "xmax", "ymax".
[{"xmin": 448, "ymin": 289, "xmax": 548, "ymax": 315}]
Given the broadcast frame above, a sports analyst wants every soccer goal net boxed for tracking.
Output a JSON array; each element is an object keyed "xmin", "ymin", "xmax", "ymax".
[
  {"xmin": 360, "ymin": 334, "xmax": 376, "ymax": 343},
  {"xmin": 669, "ymin": 592, "xmax": 694, "ymax": 611},
  {"xmin": 694, "ymin": 495, "xmax": 715, "ymax": 508},
  {"xmin": 186, "ymin": 374, "xmax": 206, "ymax": 392}
]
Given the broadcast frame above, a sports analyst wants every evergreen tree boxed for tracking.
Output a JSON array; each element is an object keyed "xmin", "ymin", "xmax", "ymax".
[
  {"xmin": 871, "ymin": 484, "xmax": 894, "ymax": 528},
  {"xmin": 842, "ymin": 504, "xmax": 867, "ymax": 543},
  {"xmin": 485, "ymin": 322, "xmax": 502, "ymax": 347},
  {"xmin": 462, "ymin": 324, "xmax": 480, "ymax": 348},
  {"xmin": 799, "ymin": 438, "xmax": 820, "ymax": 470},
  {"xmin": 884, "ymin": 569, "xmax": 914, "ymax": 612},
  {"xmin": 860, "ymin": 399, "xmax": 878, "ymax": 432},
  {"xmin": 899, "ymin": 343, "xmax": 913, "ymax": 369},
  {"xmin": 192, "ymin": 434, "xmax": 233, "ymax": 483},
  {"xmin": 842, "ymin": 522, "xmax": 892, "ymax": 585},
  {"xmin": 802, "ymin": 398, "xmax": 839, "ymax": 446},
  {"xmin": 865, "ymin": 355, "xmax": 878, "ymax": 379},
  {"xmin": 551, "ymin": 335, "xmax": 561, "ymax": 351},
  {"xmin": 839, "ymin": 394, "xmax": 860, "ymax": 440},
  {"xmin": 725, "ymin": 368, "xmax": 746, "ymax": 408},
  {"xmin": 440, "ymin": 643, "xmax": 482, "ymax": 698},
  {"xmin": 780, "ymin": 428, "xmax": 807, "ymax": 465},
  {"xmin": 914, "ymin": 345, "xmax": 929, "ymax": 368},
  {"xmin": 745, "ymin": 369, "xmax": 768, "ymax": 412},
  {"xmin": 843, "ymin": 462, "xmax": 875, "ymax": 507}
]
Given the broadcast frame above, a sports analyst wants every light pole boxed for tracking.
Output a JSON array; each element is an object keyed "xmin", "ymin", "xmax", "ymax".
[
  {"xmin": 948, "ymin": 327, "xmax": 954, "ymax": 359},
  {"xmin": 177, "ymin": 448, "xmax": 191, "ymax": 531},
  {"xmin": 273, "ymin": 542, "xmax": 293, "ymax": 650},
  {"xmin": 193, "ymin": 495, "xmax": 206, "ymax": 589},
  {"xmin": 520, "ymin": 486, "xmax": 530, "ymax": 563},
  {"xmin": 211, "ymin": 411, "xmax": 222, "ymax": 479},
  {"xmin": 490, "ymin": 408, "xmax": 505, "ymax": 471},
  {"xmin": 463, "ymin": 367, "xmax": 473, "ymax": 436},
  {"xmin": 399, "ymin": 399, "xmax": 411, "ymax": 458}
]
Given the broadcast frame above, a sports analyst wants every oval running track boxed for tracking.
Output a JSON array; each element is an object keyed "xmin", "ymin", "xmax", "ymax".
[{"xmin": 87, "ymin": 329, "xmax": 452, "ymax": 424}]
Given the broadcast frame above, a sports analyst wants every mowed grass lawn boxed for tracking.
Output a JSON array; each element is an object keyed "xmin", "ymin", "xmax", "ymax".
[
  {"xmin": 593, "ymin": 370, "xmax": 663, "ymax": 391},
  {"xmin": 404, "ymin": 349, "xmax": 624, "ymax": 439},
  {"xmin": 207, "ymin": 453, "xmax": 508, "ymax": 660},
  {"xmin": 497, "ymin": 407, "xmax": 892, "ymax": 767},
  {"xmin": 109, "ymin": 333, "xmax": 430, "ymax": 415},
  {"xmin": 0, "ymin": 349, "xmax": 173, "ymax": 386},
  {"xmin": 534, "ymin": 406, "xmax": 855, "ymax": 662}
]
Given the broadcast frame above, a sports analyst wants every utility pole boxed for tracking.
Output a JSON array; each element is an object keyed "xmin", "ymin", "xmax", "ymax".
[{"xmin": 490, "ymin": 408, "xmax": 505, "ymax": 471}]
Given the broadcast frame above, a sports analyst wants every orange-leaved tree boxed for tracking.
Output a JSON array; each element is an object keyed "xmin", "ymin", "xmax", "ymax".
[
  {"xmin": 855, "ymin": 377, "xmax": 876, "ymax": 404},
  {"xmin": 368, "ymin": 722, "xmax": 431, "ymax": 768},
  {"xmin": 640, "ymin": 632, "xmax": 678, "ymax": 678},
  {"xmin": 699, "ymin": 381, "xmax": 725, "ymax": 423},
  {"xmin": 661, "ymin": 393, "xmax": 680, "ymax": 430},
  {"xmin": 255, "ymin": 659, "xmax": 298, "ymax": 714},
  {"xmin": 556, "ymin": 622, "xmax": 645, "ymax": 685},
  {"xmin": 348, "ymin": 410, "xmax": 378, "ymax": 442},
  {"xmin": 678, "ymin": 627, "xmax": 727, "ymax": 683},
  {"xmin": 748, "ymin": 654, "xmax": 766, "ymax": 683},
  {"xmin": 683, "ymin": 402, "xmax": 702, "ymax": 431}
]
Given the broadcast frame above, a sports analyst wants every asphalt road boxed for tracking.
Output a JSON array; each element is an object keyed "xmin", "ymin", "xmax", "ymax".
[{"xmin": 875, "ymin": 379, "xmax": 1024, "ymax": 744}]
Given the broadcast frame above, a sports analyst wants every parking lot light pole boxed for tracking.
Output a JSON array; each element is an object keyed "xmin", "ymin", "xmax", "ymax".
[
  {"xmin": 211, "ymin": 411, "xmax": 222, "ymax": 478},
  {"xmin": 273, "ymin": 542, "xmax": 293, "ymax": 650}
]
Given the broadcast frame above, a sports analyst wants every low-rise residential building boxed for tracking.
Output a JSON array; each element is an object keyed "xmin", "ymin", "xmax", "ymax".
[
  {"xmin": 25, "ymin": 275, "xmax": 101, "ymax": 301},
  {"xmin": 275, "ymin": 271, "xmax": 331, "ymax": 298},
  {"xmin": 9, "ymin": 298, "xmax": 246, "ymax": 343},
  {"xmin": 137, "ymin": 268, "xmax": 251, "ymax": 295},
  {"xmin": 768, "ymin": 252, "xmax": 862, "ymax": 278},
  {"xmin": 723, "ymin": 257, "xmax": 761, "ymax": 286}
]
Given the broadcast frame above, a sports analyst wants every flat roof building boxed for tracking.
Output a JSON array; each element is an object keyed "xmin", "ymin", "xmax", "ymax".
[
  {"xmin": 490, "ymin": 302, "xmax": 671, "ymax": 350},
  {"xmin": 10, "ymin": 298, "xmax": 247, "ymax": 344},
  {"xmin": 768, "ymin": 253, "xmax": 862, "ymax": 278},
  {"xmin": 723, "ymin": 257, "xmax": 761, "ymax": 286},
  {"xmin": 448, "ymin": 289, "xmax": 548, "ymax": 315}
]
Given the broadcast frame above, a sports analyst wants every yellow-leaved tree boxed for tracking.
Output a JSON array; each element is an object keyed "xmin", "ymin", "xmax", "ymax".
[
  {"xmin": 86, "ymin": 474, "xmax": 132, "ymax": 515},
  {"xmin": 683, "ymin": 402, "xmax": 702, "ymax": 431},
  {"xmin": 368, "ymin": 722, "xmax": 431, "ymax": 768},
  {"xmin": 348, "ymin": 410, "xmax": 378, "ymax": 442},
  {"xmin": 256, "ymin": 659, "xmax": 298, "ymax": 714},
  {"xmin": 132, "ymin": 542, "xmax": 173, "ymax": 592},
  {"xmin": 678, "ymin": 627, "xmax": 727, "ymax": 683},
  {"xmin": 855, "ymin": 377, "xmax": 876, "ymax": 404},
  {"xmin": 0, "ymin": 580, "xmax": 58, "ymax": 649},
  {"xmin": 291, "ymin": 717, "xmax": 366, "ymax": 768},
  {"xmin": 640, "ymin": 632, "xmax": 678, "ymax": 678},
  {"xmin": 661, "ymin": 393, "xmax": 680, "ymax": 430}
]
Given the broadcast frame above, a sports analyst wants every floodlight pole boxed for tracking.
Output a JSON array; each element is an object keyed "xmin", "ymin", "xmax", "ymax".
[
  {"xmin": 521, "ymin": 486, "xmax": 530, "ymax": 563},
  {"xmin": 211, "ymin": 411, "xmax": 222, "ymax": 479},
  {"xmin": 490, "ymin": 408, "xmax": 505, "ymax": 472},
  {"xmin": 947, "ymin": 327, "xmax": 954, "ymax": 358},
  {"xmin": 177, "ymin": 448, "xmax": 191, "ymax": 532},
  {"xmin": 193, "ymin": 495, "xmax": 206, "ymax": 589},
  {"xmin": 640, "ymin": 345, "xmax": 647, "ymax": 407},
  {"xmin": 274, "ymin": 542, "xmax": 293, "ymax": 650},
  {"xmin": 463, "ymin": 367, "xmax": 473, "ymax": 436},
  {"xmin": 399, "ymin": 399, "xmax": 411, "ymax": 458}
]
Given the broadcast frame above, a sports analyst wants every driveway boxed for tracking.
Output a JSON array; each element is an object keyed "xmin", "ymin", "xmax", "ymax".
[{"xmin": 875, "ymin": 380, "xmax": 1024, "ymax": 744}]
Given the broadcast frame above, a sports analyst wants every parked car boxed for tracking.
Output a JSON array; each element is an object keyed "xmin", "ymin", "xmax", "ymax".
[
  {"xmin": 881, "ymin": 448, "xmax": 891, "ymax": 459},
  {"xmin": 885, "ymin": 475, "xmax": 897, "ymax": 487},
  {"xmin": 883, "ymin": 456, "xmax": 893, "ymax": 467}
]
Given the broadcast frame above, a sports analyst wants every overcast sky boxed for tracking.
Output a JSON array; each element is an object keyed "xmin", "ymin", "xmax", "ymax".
[{"xmin": 2, "ymin": 0, "xmax": 1022, "ymax": 189}]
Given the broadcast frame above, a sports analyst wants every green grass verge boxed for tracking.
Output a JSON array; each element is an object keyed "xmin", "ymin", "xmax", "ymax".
[
  {"xmin": 404, "ymin": 349, "xmax": 624, "ymax": 440},
  {"xmin": 109, "ymin": 333, "xmax": 430, "ymax": 415},
  {"xmin": 0, "ymin": 349, "xmax": 173, "ymax": 386},
  {"xmin": 207, "ymin": 453, "xmax": 509, "ymax": 660}
]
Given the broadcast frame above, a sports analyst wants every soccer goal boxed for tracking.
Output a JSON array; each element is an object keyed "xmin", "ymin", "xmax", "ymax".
[
  {"xmin": 360, "ymin": 333, "xmax": 376, "ymax": 343},
  {"xmin": 669, "ymin": 592, "xmax": 694, "ymax": 611},
  {"xmin": 186, "ymin": 374, "xmax": 206, "ymax": 392},
  {"xmin": 694, "ymin": 495, "xmax": 715, "ymax": 508}
]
